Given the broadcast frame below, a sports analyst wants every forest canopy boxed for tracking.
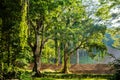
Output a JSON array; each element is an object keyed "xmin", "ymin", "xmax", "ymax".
[{"xmin": 0, "ymin": 0, "xmax": 120, "ymax": 79}]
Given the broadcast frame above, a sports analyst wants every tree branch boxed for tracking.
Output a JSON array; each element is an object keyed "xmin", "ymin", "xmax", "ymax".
[
  {"xmin": 29, "ymin": 20, "xmax": 36, "ymax": 31},
  {"xmin": 28, "ymin": 40, "xmax": 35, "ymax": 52},
  {"xmin": 69, "ymin": 38, "xmax": 87, "ymax": 55},
  {"xmin": 42, "ymin": 36, "xmax": 51, "ymax": 46}
]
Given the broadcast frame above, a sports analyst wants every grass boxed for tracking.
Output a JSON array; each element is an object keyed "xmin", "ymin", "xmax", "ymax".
[
  {"xmin": 18, "ymin": 68, "xmax": 113, "ymax": 80},
  {"xmin": 32, "ymin": 73, "xmax": 112, "ymax": 80},
  {"xmin": 34, "ymin": 78, "xmax": 108, "ymax": 80},
  {"xmin": 20, "ymin": 72, "xmax": 112, "ymax": 80},
  {"xmin": 41, "ymin": 69, "xmax": 57, "ymax": 73}
]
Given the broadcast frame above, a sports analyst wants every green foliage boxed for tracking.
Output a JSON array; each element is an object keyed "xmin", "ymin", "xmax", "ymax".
[
  {"xmin": 0, "ymin": 0, "xmax": 115, "ymax": 78},
  {"xmin": 112, "ymin": 37, "xmax": 120, "ymax": 49},
  {"xmin": 99, "ymin": 0, "xmax": 120, "ymax": 7},
  {"xmin": 20, "ymin": 71, "xmax": 32, "ymax": 80},
  {"xmin": 86, "ymin": 24, "xmax": 107, "ymax": 60},
  {"xmin": 107, "ymin": 28, "xmax": 120, "ymax": 49},
  {"xmin": 19, "ymin": 1, "xmax": 28, "ymax": 49},
  {"xmin": 35, "ymin": 78, "xmax": 54, "ymax": 80},
  {"xmin": 0, "ymin": 0, "xmax": 31, "ymax": 79},
  {"xmin": 111, "ymin": 58, "xmax": 120, "ymax": 80},
  {"xmin": 15, "ymin": 58, "xmax": 28, "ymax": 68},
  {"xmin": 42, "ymin": 40, "xmax": 55, "ymax": 63},
  {"xmin": 112, "ymin": 28, "xmax": 120, "ymax": 49},
  {"xmin": 54, "ymin": 0, "xmax": 87, "ymax": 52},
  {"xmin": 93, "ymin": 51, "xmax": 108, "ymax": 61},
  {"xmin": 88, "ymin": 42, "xmax": 107, "ymax": 50},
  {"xmin": 96, "ymin": 4, "xmax": 111, "ymax": 20}
]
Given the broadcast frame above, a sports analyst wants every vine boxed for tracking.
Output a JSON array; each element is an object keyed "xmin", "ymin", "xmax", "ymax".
[{"xmin": 19, "ymin": 0, "xmax": 28, "ymax": 49}]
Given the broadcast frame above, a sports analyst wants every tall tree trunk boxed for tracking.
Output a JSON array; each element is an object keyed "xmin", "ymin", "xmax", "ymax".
[
  {"xmin": 61, "ymin": 53, "xmax": 69, "ymax": 73},
  {"xmin": 33, "ymin": 34, "xmax": 41, "ymax": 76},
  {"xmin": 29, "ymin": 18, "xmax": 44, "ymax": 76}
]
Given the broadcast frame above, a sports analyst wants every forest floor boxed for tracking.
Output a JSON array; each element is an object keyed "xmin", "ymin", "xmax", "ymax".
[{"xmin": 29, "ymin": 63, "xmax": 114, "ymax": 74}]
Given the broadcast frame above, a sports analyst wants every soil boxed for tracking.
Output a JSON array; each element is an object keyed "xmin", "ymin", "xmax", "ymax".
[{"xmin": 29, "ymin": 63, "xmax": 114, "ymax": 74}]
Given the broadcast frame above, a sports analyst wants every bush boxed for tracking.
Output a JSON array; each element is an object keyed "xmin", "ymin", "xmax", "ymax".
[
  {"xmin": 112, "ymin": 58, "xmax": 120, "ymax": 80},
  {"xmin": 19, "ymin": 71, "xmax": 32, "ymax": 80}
]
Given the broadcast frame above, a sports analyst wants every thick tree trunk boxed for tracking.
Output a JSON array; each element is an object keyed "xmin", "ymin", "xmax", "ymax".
[
  {"xmin": 32, "ymin": 34, "xmax": 41, "ymax": 76},
  {"xmin": 29, "ymin": 14, "xmax": 45, "ymax": 77},
  {"xmin": 33, "ymin": 53, "xmax": 41, "ymax": 76},
  {"xmin": 61, "ymin": 53, "xmax": 69, "ymax": 73}
]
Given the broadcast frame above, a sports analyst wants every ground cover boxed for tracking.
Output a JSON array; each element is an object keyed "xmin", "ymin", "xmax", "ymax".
[
  {"xmin": 19, "ymin": 69, "xmax": 113, "ymax": 80},
  {"xmin": 7, "ymin": 64, "xmax": 113, "ymax": 80}
]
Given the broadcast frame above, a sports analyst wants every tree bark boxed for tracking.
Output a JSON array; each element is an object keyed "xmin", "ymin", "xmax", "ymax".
[
  {"xmin": 33, "ymin": 53, "xmax": 41, "ymax": 76},
  {"xmin": 29, "ymin": 17, "xmax": 45, "ymax": 76},
  {"xmin": 32, "ymin": 34, "xmax": 41, "ymax": 76},
  {"xmin": 61, "ymin": 53, "xmax": 69, "ymax": 73}
]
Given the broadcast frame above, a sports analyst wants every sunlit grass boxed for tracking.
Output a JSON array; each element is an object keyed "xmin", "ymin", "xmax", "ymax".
[
  {"xmin": 34, "ymin": 78, "xmax": 108, "ymax": 80},
  {"xmin": 41, "ymin": 69, "xmax": 56, "ymax": 73},
  {"xmin": 19, "ymin": 69, "xmax": 112, "ymax": 80},
  {"xmin": 80, "ymin": 78, "xmax": 107, "ymax": 80}
]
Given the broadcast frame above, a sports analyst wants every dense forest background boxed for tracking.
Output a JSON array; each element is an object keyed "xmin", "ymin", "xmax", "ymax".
[{"xmin": 0, "ymin": 0, "xmax": 120, "ymax": 79}]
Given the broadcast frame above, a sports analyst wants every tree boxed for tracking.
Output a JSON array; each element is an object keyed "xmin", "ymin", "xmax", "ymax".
[
  {"xmin": 28, "ymin": 0, "xmax": 64, "ymax": 76},
  {"xmin": 42, "ymin": 39, "xmax": 55, "ymax": 63},
  {"xmin": 53, "ymin": 0, "xmax": 108, "ymax": 73},
  {"xmin": 52, "ymin": 0, "xmax": 99, "ymax": 73},
  {"xmin": 87, "ymin": 25, "xmax": 107, "ymax": 62},
  {"xmin": 56, "ymin": 0, "xmax": 86, "ymax": 73}
]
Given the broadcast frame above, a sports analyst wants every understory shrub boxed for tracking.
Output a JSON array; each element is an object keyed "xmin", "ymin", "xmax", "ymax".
[{"xmin": 112, "ymin": 58, "xmax": 120, "ymax": 80}]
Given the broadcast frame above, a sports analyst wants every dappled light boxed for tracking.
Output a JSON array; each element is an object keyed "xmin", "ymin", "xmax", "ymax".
[{"xmin": 0, "ymin": 0, "xmax": 120, "ymax": 80}]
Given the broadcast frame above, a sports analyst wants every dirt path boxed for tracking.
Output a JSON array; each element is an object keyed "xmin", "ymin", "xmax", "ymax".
[{"xmin": 29, "ymin": 63, "xmax": 113, "ymax": 74}]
